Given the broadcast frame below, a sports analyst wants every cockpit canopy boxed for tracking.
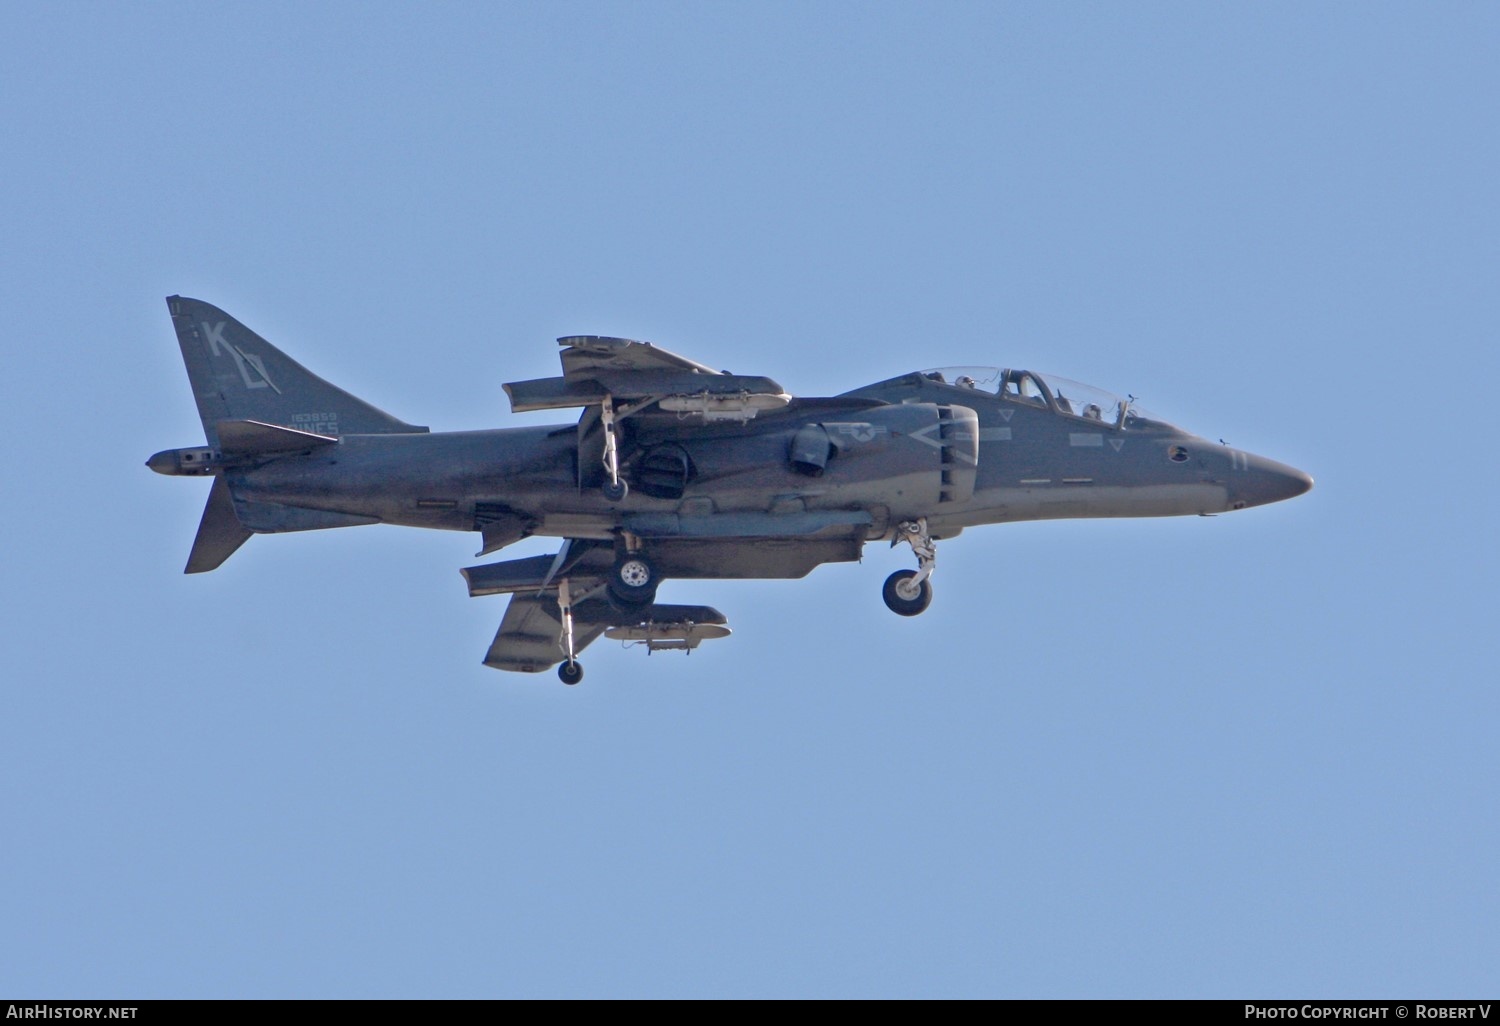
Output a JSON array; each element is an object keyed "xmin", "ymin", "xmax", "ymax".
[{"xmin": 918, "ymin": 367, "xmax": 1166, "ymax": 429}]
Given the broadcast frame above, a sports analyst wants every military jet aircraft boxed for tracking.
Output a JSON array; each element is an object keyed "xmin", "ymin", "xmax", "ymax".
[{"xmin": 148, "ymin": 296, "xmax": 1312, "ymax": 683}]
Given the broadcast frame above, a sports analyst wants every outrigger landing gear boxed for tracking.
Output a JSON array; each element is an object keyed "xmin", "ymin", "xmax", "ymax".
[
  {"xmin": 883, "ymin": 518, "xmax": 936, "ymax": 617},
  {"xmin": 600, "ymin": 395, "xmax": 628, "ymax": 502},
  {"xmin": 556, "ymin": 577, "xmax": 585, "ymax": 684}
]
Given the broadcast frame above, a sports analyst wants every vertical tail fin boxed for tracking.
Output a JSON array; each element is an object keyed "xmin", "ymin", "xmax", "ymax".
[
  {"xmin": 167, "ymin": 296, "xmax": 427, "ymax": 447},
  {"xmin": 185, "ymin": 476, "xmax": 253, "ymax": 573}
]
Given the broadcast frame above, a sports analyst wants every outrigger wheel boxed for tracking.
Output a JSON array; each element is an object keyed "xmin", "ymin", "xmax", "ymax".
[
  {"xmin": 558, "ymin": 661, "xmax": 584, "ymax": 685},
  {"xmin": 599, "ymin": 394, "xmax": 629, "ymax": 503},
  {"xmin": 882, "ymin": 569, "xmax": 933, "ymax": 617},
  {"xmin": 608, "ymin": 553, "xmax": 658, "ymax": 607}
]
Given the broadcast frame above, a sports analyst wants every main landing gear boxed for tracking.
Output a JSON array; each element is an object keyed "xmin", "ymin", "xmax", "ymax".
[
  {"xmin": 608, "ymin": 552, "xmax": 658, "ymax": 609},
  {"xmin": 883, "ymin": 518, "xmax": 936, "ymax": 617},
  {"xmin": 555, "ymin": 549, "xmax": 663, "ymax": 684}
]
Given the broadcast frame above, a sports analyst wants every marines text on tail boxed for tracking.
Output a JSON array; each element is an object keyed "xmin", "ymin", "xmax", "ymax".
[{"xmin": 149, "ymin": 297, "xmax": 1312, "ymax": 683}]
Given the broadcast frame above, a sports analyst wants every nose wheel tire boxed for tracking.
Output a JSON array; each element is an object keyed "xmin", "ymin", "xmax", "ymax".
[
  {"xmin": 602, "ymin": 479, "xmax": 629, "ymax": 502},
  {"xmin": 558, "ymin": 661, "xmax": 584, "ymax": 685},
  {"xmin": 608, "ymin": 554, "xmax": 658, "ymax": 607},
  {"xmin": 882, "ymin": 569, "xmax": 932, "ymax": 617}
]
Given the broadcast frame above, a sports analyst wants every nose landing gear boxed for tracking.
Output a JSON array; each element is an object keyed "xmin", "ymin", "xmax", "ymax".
[
  {"xmin": 883, "ymin": 569, "xmax": 932, "ymax": 616},
  {"xmin": 883, "ymin": 518, "xmax": 936, "ymax": 616}
]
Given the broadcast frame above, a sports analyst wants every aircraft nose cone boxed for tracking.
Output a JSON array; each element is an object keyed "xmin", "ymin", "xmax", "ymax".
[
  {"xmin": 1287, "ymin": 467, "xmax": 1314, "ymax": 497},
  {"xmin": 1232, "ymin": 454, "xmax": 1313, "ymax": 509}
]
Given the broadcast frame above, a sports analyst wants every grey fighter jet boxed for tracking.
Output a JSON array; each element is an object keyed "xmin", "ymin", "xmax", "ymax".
[{"xmin": 148, "ymin": 297, "xmax": 1312, "ymax": 683}]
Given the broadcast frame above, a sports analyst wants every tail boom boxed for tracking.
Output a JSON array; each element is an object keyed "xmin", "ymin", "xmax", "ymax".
[{"xmin": 157, "ymin": 296, "xmax": 428, "ymax": 573}]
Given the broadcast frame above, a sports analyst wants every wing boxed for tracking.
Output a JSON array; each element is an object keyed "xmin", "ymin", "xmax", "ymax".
[
  {"xmin": 480, "ymin": 592, "xmax": 731, "ymax": 673},
  {"xmin": 481, "ymin": 591, "xmax": 613, "ymax": 673},
  {"xmin": 502, "ymin": 335, "xmax": 786, "ymax": 414},
  {"xmin": 557, "ymin": 334, "xmax": 723, "ymax": 378},
  {"xmin": 462, "ymin": 544, "xmax": 733, "ymax": 673}
]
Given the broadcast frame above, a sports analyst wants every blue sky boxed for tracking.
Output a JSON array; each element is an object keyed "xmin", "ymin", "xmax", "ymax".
[{"xmin": 2, "ymin": 2, "xmax": 1496, "ymax": 998}]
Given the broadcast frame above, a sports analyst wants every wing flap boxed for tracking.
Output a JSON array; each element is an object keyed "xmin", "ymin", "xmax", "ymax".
[
  {"xmin": 461, "ymin": 554, "xmax": 564, "ymax": 596},
  {"xmin": 502, "ymin": 377, "xmax": 608, "ymax": 413},
  {"xmin": 557, "ymin": 335, "xmax": 722, "ymax": 376},
  {"xmin": 461, "ymin": 544, "xmax": 613, "ymax": 597}
]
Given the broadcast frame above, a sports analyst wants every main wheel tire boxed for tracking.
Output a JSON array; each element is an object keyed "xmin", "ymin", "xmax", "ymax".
[
  {"xmin": 882, "ymin": 569, "xmax": 932, "ymax": 617},
  {"xmin": 604, "ymin": 592, "xmax": 649, "ymax": 617},
  {"xmin": 608, "ymin": 554, "xmax": 657, "ymax": 607},
  {"xmin": 558, "ymin": 661, "xmax": 584, "ymax": 685},
  {"xmin": 602, "ymin": 479, "xmax": 629, "ymax": 502}
]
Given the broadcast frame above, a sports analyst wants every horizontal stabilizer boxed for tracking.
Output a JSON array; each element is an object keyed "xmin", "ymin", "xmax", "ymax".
[
  {"xmin": 216, "ymin": 419, "xmax": 338, "ymax": 457},
  {"xmin": 185, "ymin": 476, "xmax": 252, "ymax": 573}
]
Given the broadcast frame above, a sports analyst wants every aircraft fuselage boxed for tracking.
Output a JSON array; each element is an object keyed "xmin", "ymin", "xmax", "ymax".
[
  {"xmin": 180, "ymin": 377, "xmax": 1308, "ymax": 546},
  {"xmin": 148, "ymin": 297, "xmax": 1312, "ymax": 676}
]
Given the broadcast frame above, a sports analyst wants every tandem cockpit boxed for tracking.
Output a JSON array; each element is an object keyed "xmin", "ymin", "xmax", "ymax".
[{"xmin": 906, "ymin": 366, "xmax": 1170, "ymax": 431}]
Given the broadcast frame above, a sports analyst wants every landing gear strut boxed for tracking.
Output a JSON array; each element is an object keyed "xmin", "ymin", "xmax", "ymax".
[
  {"xmin": 883, "ymin": 518, "xmax": 936, "ymax": 617},
  {"xmin": 556, "ymin": 577, "xmax": 584, "ymax": 684},
  {"xmin": 600, "ymin": 395, "xmax": 628, "ymax": 502}
]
